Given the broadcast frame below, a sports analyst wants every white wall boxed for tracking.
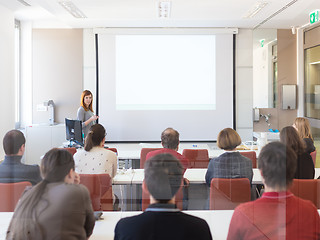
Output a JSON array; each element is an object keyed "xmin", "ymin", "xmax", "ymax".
[
  {"xmin": 236, "ymin": 29, "xmax": 253, "ymax": 141},
  {"xmin": 0, "ymin": 5, "xmax": 15, "ymax": 160}
]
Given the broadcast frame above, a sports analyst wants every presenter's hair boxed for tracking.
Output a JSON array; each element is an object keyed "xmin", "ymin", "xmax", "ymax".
[
  {"xmin": 84, "ymin": 124, "xmax": 106, "ymax": 151},
  {"xmin": 258, "ymin": 142, "xmax": 297, "ymax": 189},
  {"xmin": 161, "ymin": 128, "xmax": 180, "ymax": 149},
  {"xmin": 217, "ymin": 128, "xmax": 241, "ymax": 150},
  {"xmin": 3, "ymin": 130, "xmax": 26, "ymax": 155},
  {"xmin": 144, "ymin": 153, "xmax": 183, "ymax": 203},
  {"xmin": 280, "ymin": 126, "xmax": 306, "ymax": 155},
  {"xmin": 80, "ymin": 90, "xmax": 94, "ymax": 112},
  {"xmin": 293, "ymin": 117, "xmax": 313, "ymax": 140},
  {"xmin": 7, "ymin": 148, "xmax": 75, "ymax": 240}
]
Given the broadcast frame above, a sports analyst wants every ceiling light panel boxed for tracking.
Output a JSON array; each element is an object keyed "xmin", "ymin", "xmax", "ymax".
[
  {"xmin": 58, "ymin": 0, "xmax": 87, "ymax": 18},
  {"xmin": 243, "ymin": 1, "xmax": 269, "ymax": 19},
  {"xmin": 158, "ymin": 1, "xmax": 171, "ymax": 18}
]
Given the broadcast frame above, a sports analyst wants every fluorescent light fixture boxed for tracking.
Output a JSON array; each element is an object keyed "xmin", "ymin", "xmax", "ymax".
[
  {"xmin": 158, "ymin": 1, "xmax": 171, "ymax": 18},
  {"xmin": 310, "ymin": 61, "xmax": 320, "ymax": 65},
  {"xmin": 17, "ymin": 0, "xmax": 31, "ymax": 7},
  {"xmin": 58, "ymin": 0, "xmax": 87, "ymax": 18},
  {"xmin": 243, "ymin": 1, "xmax": 268, "ymax": 18}
]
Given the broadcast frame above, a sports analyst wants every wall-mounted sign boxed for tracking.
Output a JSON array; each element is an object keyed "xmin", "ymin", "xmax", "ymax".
[
  {"xmin": 260, "ymin": 39, "xmax": 265, "ymax": 47},
  {"xmin": 310, "ymin": 10, "xmax": 319, "ymax": 24}
]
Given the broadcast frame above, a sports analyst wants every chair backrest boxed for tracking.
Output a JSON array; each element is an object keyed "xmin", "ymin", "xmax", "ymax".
[
  {"xmin": 140, "ymin": 148, "xmax": 162, "ymax": 169},
  {"xmin": 79, "ymin": 174, "xmax": 113, "ymax": 211},
  {"xmin": 105, "ymin": 148, "xmax": 118, "ymax": 154},
  {"xmin": 239, "ymin": 151, "xmax": 257, "ymax": 168},
  {"xmin": 311, "ymin": 151, "xmax": 317, "ymax": 166},
  {"xmin": 182, "ymin": 149, "xmax": 209, "ymax": 168},
  {"xmin": 141, "ymin": 179, "xmax": 186, "ymax": 211},
  {"xmin": 0, "ymin": 181, "xmax": 32, "ymax": 212},
  {"xmin": 62, "ymin": 147, "xmax": 77, "ymax": 156},
  {"xmin": 209, "ymin": 178, "xmax": 251, "ymax": 210},
  {"xmin": 290, "ymin": 179, "xmax": 320, "ymax": 208}
]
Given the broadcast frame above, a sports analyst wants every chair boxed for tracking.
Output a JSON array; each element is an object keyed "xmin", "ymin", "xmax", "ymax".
[
  {"xmin": 182, "ymin": 149, "xmax": 209, "ymax": 168},
  {"xmin": 79, "ymin": 174, "xmax": 113, "ymax": 211},
  {"xmin": 140, "ymin": 148, "xmax": 162, "ymax": 169},
  {"xmin": 290, "ymin": 179, "xmax": 320, "ymax": 208},
  {"xmin": 311, "ymin": 151, "xmax": 317, "ymax": 166},
  {"xmin": 141, "ymin": 179, "xmax": 187, "ymax": 211},
  {"xmin": 0, "ymin": 181, "xmax": 32, "ymax": 211},
  {"xmin": 209, "ymin": 178, "xmax": 251, "ymax": 210},
  {"xmin": 63, "ymin": 147, "xmax": 77, "ymax": 155},
  {"xmin": 240, "ymin": 151, "xmax": 257, "ymax": 168},
  {"xmin": 105, "ymin": 147, "xmax": 118, "ymax": 154}
]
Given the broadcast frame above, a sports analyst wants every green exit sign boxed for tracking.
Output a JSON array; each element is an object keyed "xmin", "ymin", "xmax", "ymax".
[{"xmin": 310, "ymin": 10, "xmax": 319, "ymax": 24}]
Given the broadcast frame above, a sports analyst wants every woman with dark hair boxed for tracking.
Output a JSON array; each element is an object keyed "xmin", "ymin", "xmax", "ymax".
[
  {"xmin": 74, "ymin": 124, "xmax": 117, "ymax": 177},
  {"xmin": 293, "ymin": 117, "xmax": 316, "ymax": 154},
  {"xmin": 280, "ymin": 126, "xmax": 315, "ymax": 179},
  {"xmin": 205, "ymin": 128, "xmax": 253, "ymax": 186},
  {"xmin": 77, "ymin": 90, "xmax": 99, "ymax": 138},
  {"xmin": 6, "ymin": 148, "xmax": 95, "ymax": 240}
]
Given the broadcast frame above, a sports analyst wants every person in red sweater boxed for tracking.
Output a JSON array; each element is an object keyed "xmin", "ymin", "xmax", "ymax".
[
  {"xmin": 227, "ymin": 142, "xmax": 320, "ymax": 240},
  {"xmin": 146, "ymin": 127, "xmax": 190, "ymax": 172}
]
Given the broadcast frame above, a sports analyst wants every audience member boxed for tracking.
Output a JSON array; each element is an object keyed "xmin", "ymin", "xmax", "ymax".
[
  {"xmin": 205, "ymin": 128, "xmax": 253, "ymax": 186},
  {"xmin": 146, "ymin": 127, "xmax": 190, "ymax": 171},
  {"xmin": 6, "ymin": 148, "xmax": 95, "ymax": 240},
  {"xmin": 280, "ymin": 126, "xmax": 314, "ymax": 179},
  {"xmin": 114, "ymin": 154, "xmax": 212, "ymax": 240},
  {"xmin": 74, "ymin": 123, "xmax": 117, "ymax": 177},
  {"xmin": 227, "ymin": 142, "xmax": 320, "ymax": 239},
  {"xmin": 293, "ymin": 117, "xmax": 316, "ymax": 154},
  {"xmin": 0, "ymin": 130, "xmax": 41, "ymax": 185}
]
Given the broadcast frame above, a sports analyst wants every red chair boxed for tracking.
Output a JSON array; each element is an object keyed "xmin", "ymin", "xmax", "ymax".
[
  {"xmin": 141, "ymin": 179, "xmax": 187, "ymax": 211},
  {"xmin": 79, "ymin": 174, "xmax": 113, "ymax": 211},
  {"xmin": 140, "ymin": 148, "xmax": 162, "ymax": 169},
  {"xmin": 104, "ymin": 147, "xmax": 118, "ymax": 154},
  {"xmin": 290, "ymin": 179, "xmax": 320, "ymax": 208},
  {"xmin": 0, "ymin": 181, "xmax": 32, "ymax": 211},
  {"xmin": 63, "ymin": 147, "xmax": 77, "ymax": 156},
  {"xmin": 311, "ymin": 151, "xmax": 317, "ymax": 166},
  {"xmin": 240, "ymin": 151, "xmax": 257, "ymax": 168},
  {"xmin": 209, "ymin": 178, "xmax": 251, "ymax": 210},
  {"xmin": 182, "ymin": 149, "xmax": 209, "ymax": 168}
]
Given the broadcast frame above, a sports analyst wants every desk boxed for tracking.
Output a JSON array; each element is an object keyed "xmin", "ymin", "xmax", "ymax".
[{"xmin": 0, "ymin": 211, "xmax": 234, "ymax": 240}]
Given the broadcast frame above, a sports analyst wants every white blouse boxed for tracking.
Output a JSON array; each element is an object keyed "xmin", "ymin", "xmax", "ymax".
[{"xmin": 74, "ymin": 146, "xmax": 117, "ymax": 177}]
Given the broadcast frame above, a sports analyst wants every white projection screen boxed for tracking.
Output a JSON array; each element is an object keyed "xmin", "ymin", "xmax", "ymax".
[{"xmin": 97, "ymin": 29, "xmax": 234, "ymax": 142}]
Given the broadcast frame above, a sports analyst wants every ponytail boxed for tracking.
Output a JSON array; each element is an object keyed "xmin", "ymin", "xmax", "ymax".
[{"xmin": 84, "ymin": 124, "xmax": 106, "ymax": 151}]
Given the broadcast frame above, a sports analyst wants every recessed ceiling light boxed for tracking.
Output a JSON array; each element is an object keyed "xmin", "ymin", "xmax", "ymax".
[
  {"xmin": 158, "ymin": 1, "xmax": 171, "ymax": 18},
  {"xmin": 243, "ymin": 1, "xmax": 268, "ymax": 19},
  {"xmin": 58, "ymin": 0, "xmax": 87, "ymax": 18}
]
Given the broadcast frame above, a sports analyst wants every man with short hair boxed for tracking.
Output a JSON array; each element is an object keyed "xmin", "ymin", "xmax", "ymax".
[
  {"xmin": 0, "ymin": 130, "xmax": 42, "ymax": 185},
  {"xmin": 146, "ymin": 127, "xmax": 190, "ymax": 171},
  {"xmin": 227, "ymin": 142, "xmax": 320, "ymax": 239},
  {"xmin": 114, "ymin": 154, "xmax": 212, "ymax": 240}
]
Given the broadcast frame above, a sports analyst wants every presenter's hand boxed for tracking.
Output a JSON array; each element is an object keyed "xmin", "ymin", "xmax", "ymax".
[{"xmin": 90, "ymin": 115, "xmax": 99, "ymax": 122}]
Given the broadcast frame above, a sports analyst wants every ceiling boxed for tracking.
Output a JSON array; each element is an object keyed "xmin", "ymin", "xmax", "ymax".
[{"xmin": 0, "ymin": 0, "xmax": 319, "ymax": 29}]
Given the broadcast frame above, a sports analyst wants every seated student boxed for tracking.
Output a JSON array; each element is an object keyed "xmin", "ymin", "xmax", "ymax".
[
  {"xmin": 6, "ymin": 148, "xmax": 95, "ymax": 240},
  {"xmin": 293, "ymin": 117, "xmax": 316, "ymax": 154},
  {"xmin": 114, "ymin": 154, "xmax": 212, "ymax": 240},
  {"xmin": 146, "ymin": 127, "xmax": 190, "ymax": 172},
  {"xmin": 74, "ymin": 123, "xmax": 117, "ymax": 177},
  {"xmin": 280, "ymin": 126, "xmax": 315, "ymax": 179},
  {"xmin": 0, "ymin": 129, "xmax": 41, "ymax": 185},
  {"xmin": 227, "ymin": 142, "xmax": 320, "ymax": 239},
  {"xmin": 205, "ymin": 128, "xmax": 253, "ymax": 186}
]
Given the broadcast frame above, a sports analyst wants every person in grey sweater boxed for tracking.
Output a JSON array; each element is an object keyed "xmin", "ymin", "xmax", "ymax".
[{"xmin": 77, "ymin": 90, "xmax": 98, "ymax": 138}]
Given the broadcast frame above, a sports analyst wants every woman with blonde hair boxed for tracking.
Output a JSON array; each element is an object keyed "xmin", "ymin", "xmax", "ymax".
[
  {"xmin": 205, "ymin": 128, "xmax": 253, "ymax": 186},
  {"xmin": 77, "ymin": 90, "xmax": 99, "ymax": 138},
  {"xmin": 6, "ymin": 148, "xmax": 95, "ymax": 240},
  {"xmin": 293, "ymin": 117, "xmax": 315, "ymax": 154}
]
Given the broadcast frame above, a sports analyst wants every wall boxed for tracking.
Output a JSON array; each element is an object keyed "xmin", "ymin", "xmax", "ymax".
[
  {"xmin": 32, "ymin": 29, "xmax": 83, "ymax": 124},
  {"xmin": 254, "ymin": 29, "xmax": 297, "ymax": 131},
  {"xmin": 0, "ymin": 6, "xmax": 15, "ymax": 160},
  {"xmin": 236, "ymin": 29, "xmax": 253, "ymax": 141}
]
